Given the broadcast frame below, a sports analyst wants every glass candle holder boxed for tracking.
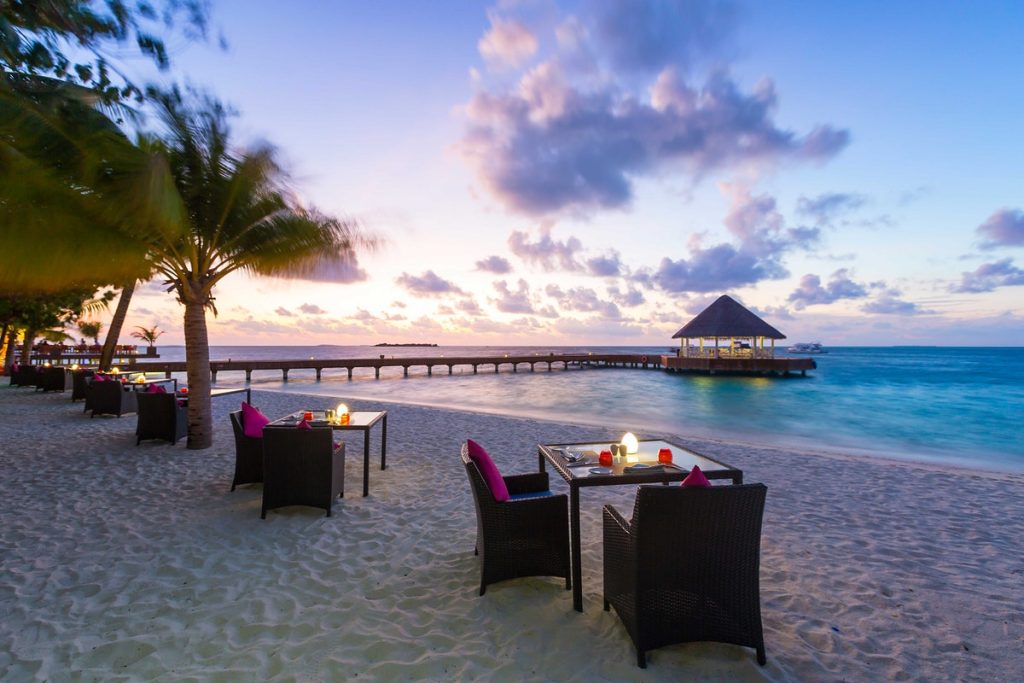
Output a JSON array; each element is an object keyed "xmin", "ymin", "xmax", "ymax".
[
  {"xmin": 303, "ymin": 411, "xmax": 314, "ymax": 421},
  {"xmin": 658, "ymin": 448, "xmax": 673, "ymax": 464},
  {"xmin": 599, "ymin": 450, "xmax": 613, "ymax": 467}
]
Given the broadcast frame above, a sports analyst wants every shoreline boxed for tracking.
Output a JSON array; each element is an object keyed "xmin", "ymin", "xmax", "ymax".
[
  {"xmin": 251, "ymin": 383, "xmax": 1024, "ymax": 478},
  {"xmin": 2, "ymin": 385, "xmax": 1021, "ymax": 680}
]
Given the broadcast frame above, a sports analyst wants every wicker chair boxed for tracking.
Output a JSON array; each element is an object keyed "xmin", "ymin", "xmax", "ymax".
[
  {"xmin": 136, "ymin": 392, "xmax": 187, "ymax": 445},
  {"xmin": 229, "ymin": 411, "xmax": 264, "ymax": 490},
  {"xmin": 88, "ymin": 381, "xmax": 139, "ymax": 417},
  {"xmin": 71, "ymin": 369, "xmax": 95, "ymax": 401},
  {"xmin": 461, "ymin": 443, "xmax": 570, "ymax": 596},
  {"xmin": 10, "ymin": 365, "xmax": 38, "ymax": 387},
  {"xmin": 261, "ymin": 426, "xmax": 345, "ymax": 518},
  {"xmin": 603, "ymin": 483, "xmax": 768, "ymax": 668},
  {"xmin": 36, "ymin": 367, "xmax": 70, "ymax": 392}
]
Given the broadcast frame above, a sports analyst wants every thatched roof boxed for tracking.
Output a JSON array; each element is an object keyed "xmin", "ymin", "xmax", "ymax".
[{"xmin": 671, "ymin": 295, "xmax": 786, "ymax": 339}]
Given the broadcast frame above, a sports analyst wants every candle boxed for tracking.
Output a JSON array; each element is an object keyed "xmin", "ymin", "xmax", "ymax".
[
  {"xmin": 303, "ymin": 411, "xmax": 314, "ymax": 421},
  {"xmin": 599, "ymin": 450, "xmax": 613, "ymax": 467},
  {"xmin": 658, "ymin": 448, "xmax": 673, "ymax": 464}
]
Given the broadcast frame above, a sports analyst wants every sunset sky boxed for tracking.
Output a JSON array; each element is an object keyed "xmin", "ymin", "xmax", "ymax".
[{"xmin": 103, "ymin": 0, "xmax": 1024, "ymax": 346}]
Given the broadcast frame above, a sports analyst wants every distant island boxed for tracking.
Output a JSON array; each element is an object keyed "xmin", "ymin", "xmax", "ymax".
[{"xmin": 374, "ymin": 342, "xmax": 438, "ymax": 347}]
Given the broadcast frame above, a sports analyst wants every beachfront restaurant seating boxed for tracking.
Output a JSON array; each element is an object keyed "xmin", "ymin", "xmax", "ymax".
[
  {"xmin": 36, "ymin": 366, "xmax": 71, "ymax": 393},
  {"xmin": 229, "ymin": 410, "xmax": 264, "ymax": 490},
  {"xmin": 261, "ymin": 426, "xmax": 345, "ymax": 518},
  {"xmin": 461, "ymin": 441, "xmax": 570, "ymax": 596},
  {"xmin": 603, "ymin": 483, "xmax": 768, "ymax": 668},
  {"xmin": 10, "ymin": 365, "xmax": 39, "ymax": 387},
  {"xmin": 88, "ymin": 380, "xmax": 139, "ymax": 418},
  {"xmin": 71, "ymin": 369, "xmax": 95, "ymax": 401},
  {"xmin": 136, "ymin": 391, "xmax": 188, "ymax": 445}
]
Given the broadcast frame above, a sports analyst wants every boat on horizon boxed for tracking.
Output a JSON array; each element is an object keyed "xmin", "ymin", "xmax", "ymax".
[{"xmin": 787, "ymin": 342, "xmax": 828, "ymax": 354}]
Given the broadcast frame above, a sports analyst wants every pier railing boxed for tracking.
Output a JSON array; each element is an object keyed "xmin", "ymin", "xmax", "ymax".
[{"xmin": 127, "ymin": 353, "xmax": 662, "ymax": 382}]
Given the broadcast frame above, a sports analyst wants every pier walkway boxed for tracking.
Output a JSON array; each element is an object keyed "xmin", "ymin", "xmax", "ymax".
[{"xmin": 127, "ymin": 353, "xmax": 663, "ymax": 382}]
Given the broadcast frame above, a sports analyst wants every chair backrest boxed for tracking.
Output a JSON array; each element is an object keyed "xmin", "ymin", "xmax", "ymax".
[
  {"xmin": 630, "ymin": 484, "xmax": 767, "ymax": 597},
  {"xmin": 461, "ymin": 443, "xmax": 495, "ymax": 508}
]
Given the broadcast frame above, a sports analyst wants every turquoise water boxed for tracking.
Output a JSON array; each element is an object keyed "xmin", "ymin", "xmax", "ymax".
[{"xmin": 154, "ymin": 345, "xmax": 1024, "ymax": 472}]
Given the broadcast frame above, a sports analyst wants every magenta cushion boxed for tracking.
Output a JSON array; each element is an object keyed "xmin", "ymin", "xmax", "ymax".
[
  {"xmin": 681, "ymin": 464, "xmax": 712, "ymax": 488},
  {"xmin": 296, "ymin": 419, "xmax": 312, "ymax": 430},
  {"xmin": 145, "ymin": 383, "xmax": 167, "ymax": 394},
  {"xmin": 92, "ymin": 374, "xmax": 105, "ymax": 383},
  {"xmin": 241, "ymin": 401, "xmax": 270, "ymax": 438},
  {"xmin": 467, "ymin": 439, "xmax": 510, "ymax": 502}
]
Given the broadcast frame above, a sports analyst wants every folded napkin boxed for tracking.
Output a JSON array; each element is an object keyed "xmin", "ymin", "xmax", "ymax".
[{"xmin": 296, "ymin": 419, "xmax": 312, "ymax": 430}]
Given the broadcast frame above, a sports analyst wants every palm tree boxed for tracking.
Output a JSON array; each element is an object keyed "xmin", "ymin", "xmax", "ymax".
[
  {"xmin": 131, "ymin": 324, "xmax": 163, "ymax": 347},
  {"xmin": 77, "ymin": 320, "xmax": 102, "ymax": 345},
  {"xmin": 135, "ymin": 90, "xmax": 369, "ymax": 448},
  {"xmin": 1, "ymin": 87, "xmax": 371, "ymax": 448}
]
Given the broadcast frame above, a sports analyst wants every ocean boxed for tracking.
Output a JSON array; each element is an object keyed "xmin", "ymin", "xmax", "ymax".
[{"xmin": 149, "ymin": 345, "xmax": 1024, "ymax": 473}]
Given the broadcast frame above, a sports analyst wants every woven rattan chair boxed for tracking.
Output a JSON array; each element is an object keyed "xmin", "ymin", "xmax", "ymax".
[
  {"xmin": 11, "ymin": 365, "xmax": 38, "ymax": 387},
  {"xmin": 36, "ymin": 366, "xmax": 70, "ymax": 392},
  {"xmin": 136, "ymin": 392, "xmax": 187, "ymax": 445},
  {"xmin": 261, "ymin": 426, "xmax": 345, "ymax": 518},
  {"xmin": 71, "ymin": 369, "xmax": 95, "ymax": 401},
  {"xmin": 461, "ymin": 443, "xmax": 570, "ymax": 596},
  {"xmin": 603, "ymin": 483, "xmax": 768, "ymax": 668},
  {"xmin": 229, "ymin": 410, "xmax": 264, "ymax": 490},
  {"xmin": 88, "ymin": 380, "xmax": 138, "ymax": 417}
]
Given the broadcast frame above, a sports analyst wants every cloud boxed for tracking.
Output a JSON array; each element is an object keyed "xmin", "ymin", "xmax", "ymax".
[
  {"xmin": 391, "ymin": 300, "xmax": 407, "ymax": 308},
  {"xmin": 977, "ymin": 208, "xmax": 1024, "ymax": 249},
  {"xmin": 545, "ymin": 284, "xmax": 620, "ymax": 318},
  {"xmin": 475, "ymin": 255, "xmax": 513, "ymax": 274},
  {"xmin": 395, "ymin": 270, "xmax": 466, "ymax": 296},
  {"xmin": 275, "ymin": 307, "xmax": 294, "ymax": 317},
  {"xmin": 861, "ymin": 291, "xmax": 922, "ymax": 315},
  {"xmin": 796, "ymin": 192, "xmax": 866, "ymax": 225},
  {"xmin": 299, "ymin": 303, "xmax": 326, "ymax": 315},
  {"xmin": 491, "ymin": 279, "xmax": 535, "ymax": 313},
  {"xmin": 508, "ymin": 227, "xmax": 583, "ymax": 271},
  {"xmin": 437, "ymin": 305, "xmax": 455, "ymax": 315},
  {"xmin": 952, "ymin": 258, "xmax": 1024, "ymax": 293},
  {"xmin": 787, "ymin": 269, "xmax": 868, "ymax": 309},
  {"xmin": 750, "ymin": 304, "xmax": 794, "ymax": 321},
  {"xmin": 456, "ymin": 298, "xmax": 483, "ymax": 316},
  {"xmin": 461, "ymin": 57, "xmax": 848, "ymax": 215},
  {"xmin": 285, "ymin": 253, "xmax": 369, "ymax": 284},
  {"xmin": 654, "ymin": 185, "xmax": 814, "ymax": 293},
  {"xmin": 588, "ymin": 0, "xmax": 736, "ymax": 73},
  {"xmin": 586, "ymin": 251, "xmax": 623, "ymax": 276},
  {"xmin": 606, "ymin": 284, "xmax": 645, "ymax": 307},
  {"xmin": 479, "ymin": 14, "xmax": 538, "ymax": 68}
]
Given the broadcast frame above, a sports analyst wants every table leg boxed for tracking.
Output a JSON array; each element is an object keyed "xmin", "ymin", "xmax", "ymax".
[
  {"xmin": 362, "ymin": 430, "xmax": 370, "ymax": 497},
  {"xmin": 570, "ymin": 484, "xmax": 583, "ymax": 612},
  {"xmin": 246, "ymin": 388, "xmax": 251, "ymax": 404},
  {"xmin": 733, "ymin": 471, "xmax": 743, "ymax": 485},
  {"xmin": 380, "ymin": 414, "xmax": 387, "ymax": 470}
]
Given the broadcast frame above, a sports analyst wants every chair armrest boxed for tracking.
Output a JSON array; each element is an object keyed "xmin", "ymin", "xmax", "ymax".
[
  {"xmin": 603, "ymin": 504, "xmax": 631, "ymax": 536},
  {"xmin": 504, "ymin": 471, "xmax": 550, "ymax": 495}
]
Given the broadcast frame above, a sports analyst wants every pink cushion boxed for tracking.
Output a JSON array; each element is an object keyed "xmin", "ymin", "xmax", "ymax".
[
  {"xmin": 177, "ymin": 399, "xmax": 186, "ymax": 407},
  {"xmin": 241, "ymin": 401, "xmax": 270, "ymax": 438},
  {"xmin": 466, "ymin": 439, "xmax": 509, "ymax": 502},
  {"xmin": 296, "ymin": 419, "xmax": 312, "ymax": 430},
  {"xmin": 145, "ymin": 383, "xmax": 167, "ymax": 394},
  {"xmin": 92, "ymin": 374, "xmax": 106, "ymax": 383},
  {"xmin": 681, "ymin": 464, "xmax": 712, "ymax": 488}
]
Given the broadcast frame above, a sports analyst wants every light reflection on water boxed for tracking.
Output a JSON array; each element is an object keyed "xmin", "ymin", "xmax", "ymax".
[{"xmin": 153, "ymin": 345, "xmax": 1024, "ymax": 472}]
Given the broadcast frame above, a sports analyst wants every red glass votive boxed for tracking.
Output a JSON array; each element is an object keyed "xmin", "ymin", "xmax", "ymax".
[
  {"xmin": 303, "ymin": 411, "xmax": 314, "ymax": 421},
  {"xmin": 658, "ymin": 448, "xmax": 673, "ymax": 464},
  {"xmin": 340, "ymin": 413, "xmax": 350, "ymax": 426},
  {"xmin": 599, "ymin": 450, "xmax": 613, "ymax": 467}
]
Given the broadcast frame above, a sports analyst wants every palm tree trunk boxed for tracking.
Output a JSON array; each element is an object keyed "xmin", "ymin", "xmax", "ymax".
[
  {"xmin": 0, "ymin": 324, "xmax": 8, "ymax": 371},
  {"xmin": 182, "ymin": 296, "xmax": 213, "ymax": 449},
  {"xmin": 3, "ymin": 330, "xmax": 18, "ymax": 372},
  {"xmin": 20, "ymin": 327, "xmax": 37, "ymax": 365},
  {"xmin": 100, "ymin": 281, "xmax": 136, "ymax": 371}
]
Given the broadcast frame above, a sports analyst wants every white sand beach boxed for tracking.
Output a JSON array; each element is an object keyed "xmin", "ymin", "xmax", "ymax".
[{"xmin": 1, "ymin": 385, "xmax": 1022, "ymax": 682}]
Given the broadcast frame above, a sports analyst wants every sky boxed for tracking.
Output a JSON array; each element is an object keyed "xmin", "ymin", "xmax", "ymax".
[{"xmin": 98, "ymin": 0, "xmax": 1024, "ymax": 347}]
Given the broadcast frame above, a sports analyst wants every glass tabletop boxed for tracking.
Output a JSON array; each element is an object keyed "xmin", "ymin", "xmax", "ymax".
[
  {"xmin": 544, "ymin": 439, "xmax": 734, "ymax": 480},
  {"xmin": 271, "ymin": 410, "xmax": 385, "ymax": 428}
]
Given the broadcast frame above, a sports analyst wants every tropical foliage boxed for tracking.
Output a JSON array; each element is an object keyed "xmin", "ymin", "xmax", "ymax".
[
  {"xmin": 78, "ymin": 320, "xmax": 103, "ymax": 345},
  {"xmin": 131, "ymin": 324, "xmax": 163, "ymax": 346}
]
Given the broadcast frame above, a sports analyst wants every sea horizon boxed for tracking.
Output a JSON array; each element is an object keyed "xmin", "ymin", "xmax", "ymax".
[{"xmin": 139, "ymin": 344, "xmax": 1024, "ymax": 474}]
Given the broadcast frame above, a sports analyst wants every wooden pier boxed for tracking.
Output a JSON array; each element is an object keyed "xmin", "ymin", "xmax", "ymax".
[
  {"xmin": 126, "ymin": 353, "xmax": 663, "ymax": 382},
  {"xmin": 661, "ymin": 354, "xmax": 816, "ymax": 376}
]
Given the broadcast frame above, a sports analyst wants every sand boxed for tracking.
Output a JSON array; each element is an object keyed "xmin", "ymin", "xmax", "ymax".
[{"xmin": 0, "ymin": 385, "xmax": 1021, "ymax": 682}]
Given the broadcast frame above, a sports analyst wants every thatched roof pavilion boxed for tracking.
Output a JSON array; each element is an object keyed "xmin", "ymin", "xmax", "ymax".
[{"xmin": 672, "ymin": 295, "xmax": 786, "ymax": 359}]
